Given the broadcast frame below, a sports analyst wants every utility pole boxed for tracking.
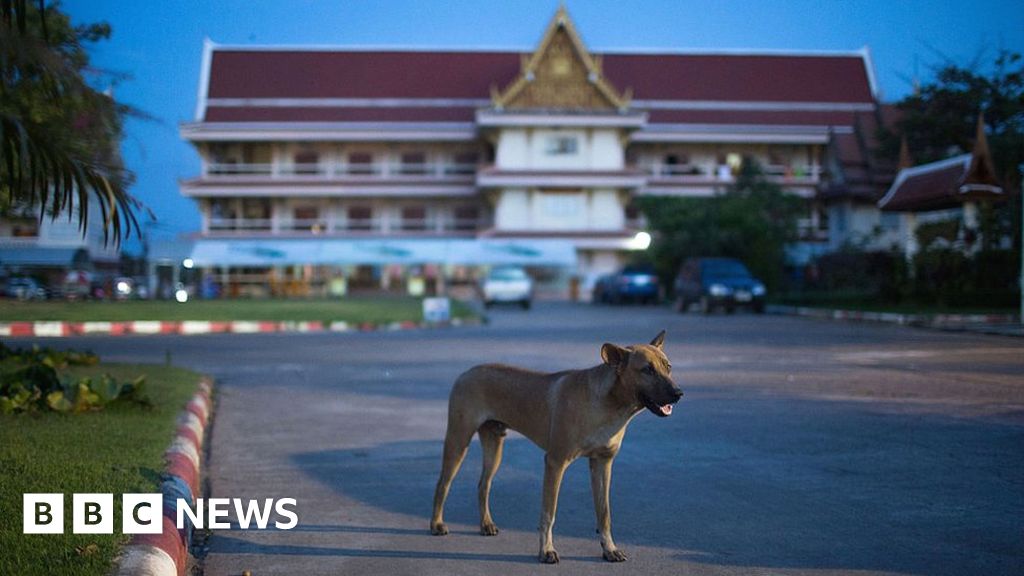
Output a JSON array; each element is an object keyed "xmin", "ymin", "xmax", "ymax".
[{"xmin": 1019, "ymin": 164, "xmax": 1024, "ymax": 324}]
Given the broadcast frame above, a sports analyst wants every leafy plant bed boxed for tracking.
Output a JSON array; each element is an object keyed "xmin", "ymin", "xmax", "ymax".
[
  {"xmin": 0, "ymin": 360, "xmax": 202, "ymax": 576},
  {"xmin": 0, "ymin": 296, "xmax": 475, "ymax": 324},
  {"xmin": 1, "ymin": 344, "xmax": 150, "ymax": 413}
]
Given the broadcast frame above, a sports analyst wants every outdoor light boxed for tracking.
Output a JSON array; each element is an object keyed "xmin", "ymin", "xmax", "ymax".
[
  {"xmin": 115, "ymin": 281, "xmax": 130, "ymax": 295},
  {"xmin": 175, "ymin": 288, "xmax": 189, "ymax": 303},
  {"xmin": 631, "ymin": 231, "xmax": 652, "ymax": 250},
  {"xmin": 183, "ymin": 258, "xmax": 195, "ymax": 269}
]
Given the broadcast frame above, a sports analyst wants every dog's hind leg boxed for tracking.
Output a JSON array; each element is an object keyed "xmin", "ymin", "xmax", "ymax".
[
  {"xmin": 477, "ymin": 420, "xmax": 506, "ymax": 536},
  {"xmin": 430, "ymin": 414, "xmax": 475, "ymax": 535}
]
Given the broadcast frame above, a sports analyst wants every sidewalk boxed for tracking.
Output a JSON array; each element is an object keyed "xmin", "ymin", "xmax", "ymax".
[{"xmin": 767, "ymin": 305, "xmax": 1022, "ymax": 336}]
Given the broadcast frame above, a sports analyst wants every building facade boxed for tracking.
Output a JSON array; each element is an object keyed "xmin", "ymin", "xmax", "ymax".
[
  {"xmin": 180, "ymin": 7, "xmax": 889, "ymax": 298},
  {"xmin": 0, "ymin": 195, "xmax": 120, "ymax": 285}
]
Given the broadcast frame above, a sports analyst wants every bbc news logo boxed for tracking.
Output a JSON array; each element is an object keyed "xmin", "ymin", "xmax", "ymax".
[{"xmin": 23, "ymin": 494, "xmax": 298, "ymax": 534}]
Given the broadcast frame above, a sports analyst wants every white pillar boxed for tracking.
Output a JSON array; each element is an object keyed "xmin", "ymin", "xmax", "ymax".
[{"xmin": 904, "ymin": 213, "xmax": 919, "ymax": 262}]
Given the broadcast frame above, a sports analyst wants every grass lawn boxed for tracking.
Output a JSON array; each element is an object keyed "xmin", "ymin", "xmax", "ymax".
[
  {"xmin": 0, "ymin": 296, "xmax": 475, "ymax": 323},
  {"xmin": 0, "ymin": 363, "xmax": 202, "ymax": 576}
]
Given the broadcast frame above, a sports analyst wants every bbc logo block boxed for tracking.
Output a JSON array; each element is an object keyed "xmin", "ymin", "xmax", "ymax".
[
  {"xmin": 74, "ymin": 493, "xmax": 114, "ymax": 534},
  {"xmin": 24, "ymin": 494, "xmax": 63, "ymax": 534}
]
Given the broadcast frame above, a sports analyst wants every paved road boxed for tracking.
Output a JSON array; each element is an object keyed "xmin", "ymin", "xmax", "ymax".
[{"xmin": 12, "ymin": 304, "xmax": 1024, "ymax": 575}]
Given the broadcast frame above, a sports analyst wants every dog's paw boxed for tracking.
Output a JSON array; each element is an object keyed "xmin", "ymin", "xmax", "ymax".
[
  {"xmin": 430, "ymin": 522, "xmax": 449, "ymax": 536},
  {"xmin": 480, "ymin": 522, "xmax": 499, "ymax": 536},
  {"xmin": 539, "ymin": 550, "xmax": 560, "ymax": 564},
  {"xmin": 602, "ymin": 548, "xmax": 628, "ymax": 562}
]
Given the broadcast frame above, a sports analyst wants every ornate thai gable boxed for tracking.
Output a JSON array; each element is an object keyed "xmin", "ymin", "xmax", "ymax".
[{"xmin": 491, "ymin": 6, "xmax": 631, "ymax": 111}]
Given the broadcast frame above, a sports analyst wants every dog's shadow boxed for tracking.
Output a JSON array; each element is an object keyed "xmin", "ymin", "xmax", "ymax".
[{"xmin": 291, "ymin": 435, "xmax": 584, "ymax": 538}]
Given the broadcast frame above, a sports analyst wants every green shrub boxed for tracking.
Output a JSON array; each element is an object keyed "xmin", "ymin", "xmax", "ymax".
[{"xmin": 0, "ymin": 344, "xmax": 150, "ymax": 414}]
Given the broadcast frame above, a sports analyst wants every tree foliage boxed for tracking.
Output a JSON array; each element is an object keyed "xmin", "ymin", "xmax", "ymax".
[
  {"xmin": 636, "ymin": 160, "xmax": 804, "ymax": 291},
  {"xmin": 1, "ymin": 0, "xmax": 140, "ymax": 244},
  {"xmin": 881, "ymin": 51, "xmax": 1022, "ymax": 166}
]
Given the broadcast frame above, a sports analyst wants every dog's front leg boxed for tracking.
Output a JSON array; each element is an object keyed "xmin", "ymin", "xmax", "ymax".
[
  {"xmin": 589, "ymin": 456, "xmax": 626, "ymax": 562},
  {"xmin": 538, "ymin": 454, "xmax": 569, "ymax": 563}
]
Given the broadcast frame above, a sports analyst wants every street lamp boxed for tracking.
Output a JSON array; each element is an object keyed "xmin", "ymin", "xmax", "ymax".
[
  {"xmin": 630, "ymin": 231, "xmax": 652, "ymax": 250},
  {"xmin": 182, "ymin": 258, "xmax": 195, "ymax": 269}
]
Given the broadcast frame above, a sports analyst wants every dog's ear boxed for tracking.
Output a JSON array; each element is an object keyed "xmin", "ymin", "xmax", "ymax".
[
  {"xmin": 601, "ymin": 343, "xmax": 629, "ymax": 368},
  {"xmin": 650, "ymin": 330, "xmax": 666, "ymax": 349}
]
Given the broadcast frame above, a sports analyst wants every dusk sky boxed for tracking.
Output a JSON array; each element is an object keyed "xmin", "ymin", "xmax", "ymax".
[{"xmin": 62, "ymin": 0, "xmax": 1024, "ymax": 253}]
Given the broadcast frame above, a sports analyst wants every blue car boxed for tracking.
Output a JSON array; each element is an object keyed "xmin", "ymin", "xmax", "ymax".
[{"xmin": 593, "ymin": 265, "xmax": 660, "ymax": 305}]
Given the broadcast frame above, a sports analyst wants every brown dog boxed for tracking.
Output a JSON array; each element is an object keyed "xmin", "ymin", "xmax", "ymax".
[{"xmin": 430, "ymin": 330, "xmax": 682, "ymax": 563}]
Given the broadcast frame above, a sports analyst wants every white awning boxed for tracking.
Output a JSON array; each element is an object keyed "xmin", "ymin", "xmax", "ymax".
[{"xmin": 189, "ymin": 238, "xmax": 577, "ymax": 267}]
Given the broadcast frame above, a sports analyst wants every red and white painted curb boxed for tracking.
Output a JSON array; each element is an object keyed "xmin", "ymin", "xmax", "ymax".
[
  {"xmin": 0, "ymin": 317, "xmax": 479, "ymax": 338},
  {"xmin": 767, "ymin": 305, "xmax": 1019, "ymax": 328},
  {"xmin": 114, "ymin": 378, "xmax": 213, "ymax": 576}
]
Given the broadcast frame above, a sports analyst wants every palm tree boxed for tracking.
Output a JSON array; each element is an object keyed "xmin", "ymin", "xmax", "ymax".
[{"xmin": 1, "ymin": 0, "xmax": 141, "ymax": 245}]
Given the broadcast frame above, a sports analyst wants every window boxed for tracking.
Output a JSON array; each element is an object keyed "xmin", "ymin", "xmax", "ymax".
[
  {"xmin": 663, "ymin": 153, "xmax": 691, "ymax": 175},
  {"xmin": 816, "ymin": 206, "xmax": 830, "ymax": 232},
  {"xmin": 241, "ymin": 198, "xmax": 271, "ymax": 230},
  {"xmin": 453, "ymin": 205, "xmax": 480, "ymax": 231},
  {"xmin": 542, "ymin": 193, "xmax": 584, "ymax": 218},
  {"xmin": 448, "ymin": 152, "xmax": 478, "ymax": 175},
  {"xmin": 293, "ymin": 206, "xmax": 321, "ymax": 232},
  {"xmin": 400, "ymin": 152, "xmax": 428, "ymax": 175},
  {"xmin": 401, "ymin": 206, "xmax": 427, "ymax": 231},
  {"xmin": 10, "ymin": 218, "xmax": 39, "ymax": 237},
  {"xmin": 347, "ymin": 206, "xmax": 373, "ymax": 231},
  {"xmin": 834, "ymin": 205, "xmax": 847, "ymax": 233},
  {"xmin": 293, "ymin": 150, "xmax": 320, "ymax": 175},
  {"xmin": 209, "ymin": 199, "xmax": 237, "ymax": 230},
  {"xmin": 348, "ymin": 152, "xmax": 374, "ymax": 175},
  {"xmin": 625, "ymin": 202, "xmax": 641, "ymax": 224},
  {"xmin": 545, "ymin": 136, "xmax": 578, "ymax": 155},
  {"xmin": 881, "ymin": 212, "xmax": 901, "ymax": 230}
]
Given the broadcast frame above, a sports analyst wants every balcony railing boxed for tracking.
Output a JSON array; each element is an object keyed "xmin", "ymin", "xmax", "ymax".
[
  {"xmin": 204, "ymin": 162, "xmax": 479, "ymax": 179},
  {"xmin": 206, "ymin": 217, "xmax": 488, "ymax": 235},
  {"xmin": 642, "ymin": 163, "xmax": 821, "ymax": 183}
]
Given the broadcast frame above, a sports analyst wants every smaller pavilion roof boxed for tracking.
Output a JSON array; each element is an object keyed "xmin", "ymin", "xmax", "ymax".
[{"xmin": 878, "ymin": 116, "xmax": 1004, "ymax": 212}]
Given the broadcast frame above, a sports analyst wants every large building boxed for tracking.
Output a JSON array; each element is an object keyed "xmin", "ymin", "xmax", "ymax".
[{"xmin": 179, "ymin": 6, "xmax": 894, "ymax": 298}]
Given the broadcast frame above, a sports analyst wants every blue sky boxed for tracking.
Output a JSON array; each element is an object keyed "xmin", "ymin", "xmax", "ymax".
[{"xmin": 62, "ymin": 0, "xmax": 1024, "ymax": 251}]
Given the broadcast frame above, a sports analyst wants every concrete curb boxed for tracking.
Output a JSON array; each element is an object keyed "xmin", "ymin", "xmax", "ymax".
[
  {"xmin": 0, "ymin": 317, "xmax": 481, "ymax": 338},
  {"xmin": 767, "ymin": 304, "xmax": 1020, "ymax": 329},
  {"xmin": 114, "ymin": 378, "xmax": 213, "ymax": 576}
]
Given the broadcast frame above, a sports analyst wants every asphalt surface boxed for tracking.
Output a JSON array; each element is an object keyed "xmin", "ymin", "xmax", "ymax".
[{"xmin": 10, "ymin": 303, "xmax": 1024, "ymax": 575}]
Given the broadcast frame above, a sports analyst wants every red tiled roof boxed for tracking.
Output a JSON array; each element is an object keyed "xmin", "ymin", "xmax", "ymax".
[
  {"xmin": 204, "ymin": 106, "xmax": 478, "ymax": 123},
  {"xmin": 207, "ymin": 50, "xmax": 520, "ymax": 99},
  {"xmin": 644, "ymin": 110, "xmax": 859, "ymax": 126},
  {"xmin": 202, "ymin": 48, "xmax": 876, "ymax": 123},
  {"xmin": 601, "ymin": 53, "xmax": 873, "ymax": 103}
]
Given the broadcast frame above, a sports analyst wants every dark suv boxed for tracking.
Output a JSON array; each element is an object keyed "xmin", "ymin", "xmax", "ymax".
[{"xmin": 673, "ymin": 257, "xmax": 765, "ymax": 313}]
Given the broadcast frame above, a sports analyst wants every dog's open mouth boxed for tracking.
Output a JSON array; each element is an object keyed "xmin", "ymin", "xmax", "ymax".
[{"xmin": 642, "ymin": 393, "xmax": 677, "ymax": 418}]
